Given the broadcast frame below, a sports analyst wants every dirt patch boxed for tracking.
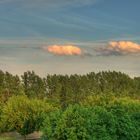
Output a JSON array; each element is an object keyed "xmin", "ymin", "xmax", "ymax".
[{"xmin": 0, "ymin": 131, "xmax": 41, "ymax": 140}]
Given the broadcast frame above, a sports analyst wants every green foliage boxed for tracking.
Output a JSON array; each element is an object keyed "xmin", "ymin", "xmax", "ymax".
[
  {"xmin": 41, "ymin": 105, "xmax": 90, "ymax": 140},
  {"xmin": 41, "ymin": 102, "xmax": 140, "ymax": 140},
  {"xmin": 0, "ymin": 70, "xmax": 140, "ymax": 139},
  {"xmin": 46, "ymin": 71, "xmax": 140, "ymax": 107},
  {"xmin": 0, "ymin": 95, "xmax": 54, "ymax": 138},
  {"xmin": 0, "ymin": 70, "xmax": 24, "ymax": 103},
  {"xmin": 41, "ymin": 106, "xmax": 113, "ymax": 140},
  {"xmin": 108, "ymin": 98, "xmax": 140, "ymax": 140},
  {"xmin": 21, "ymin": 71, "xmax": 47, "ymax": 99}
]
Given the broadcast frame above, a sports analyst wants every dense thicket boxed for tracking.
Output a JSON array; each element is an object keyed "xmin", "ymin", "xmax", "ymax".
[
  {"xmin": 0, "ymin": 70, "xmax": 140, "ymax": 139},
  {"xmin": 42, "ymin": 102, "xmax": 140, "ymax": 140}
]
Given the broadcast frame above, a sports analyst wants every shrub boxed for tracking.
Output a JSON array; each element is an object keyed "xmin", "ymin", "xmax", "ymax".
[
  {"xmin": 41, "ymin": 105, "xmax": 116, "ymax": 140},
  {"xmin": 41, "ymin": 103, "xmax": 140, "ymax": 140},
  {"xmin": 0, "ymin": 95, "xmax": 54, "ymax": 139}
]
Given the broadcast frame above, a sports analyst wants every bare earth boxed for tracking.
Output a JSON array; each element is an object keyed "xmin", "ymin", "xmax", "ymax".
[{"xmin": 0, "ymin": 131, "xmax": 41, "ymax": 140}]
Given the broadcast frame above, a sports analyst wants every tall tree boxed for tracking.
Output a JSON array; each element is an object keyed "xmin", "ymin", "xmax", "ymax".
[{"xmin": 22, "ymin": 71, "xmax": 47, "ymax": 99}]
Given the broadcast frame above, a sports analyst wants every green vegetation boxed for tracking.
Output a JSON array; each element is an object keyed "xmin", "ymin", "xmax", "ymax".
[
  {"xmin": 42, "ymin": 100, "xmax": 140, "ymax": 140},
  {"xmin": 0, "ymin": 95, "xmax": 54, "ymax": 139},
  {"xmin": 0, "ymin": 70, "xmax": 140, "ymax": 139}
]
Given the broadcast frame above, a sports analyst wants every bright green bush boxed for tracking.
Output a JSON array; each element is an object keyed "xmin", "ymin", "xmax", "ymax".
[{"xmin": 0, "ymin": 95, "xmax": 55, "ymax": 139}]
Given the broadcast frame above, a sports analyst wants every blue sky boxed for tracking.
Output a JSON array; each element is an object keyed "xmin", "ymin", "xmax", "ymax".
[{"xmin": 0, "ymin": 0, "xmax": 140, "ymax": 76}]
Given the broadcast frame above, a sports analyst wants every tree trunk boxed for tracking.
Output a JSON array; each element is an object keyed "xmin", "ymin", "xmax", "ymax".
[{"xmin": 24, "ymin": 135, "xmax": 26, "ymax": 140}]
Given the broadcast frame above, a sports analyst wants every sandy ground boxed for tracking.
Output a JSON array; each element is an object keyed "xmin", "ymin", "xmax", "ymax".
[{"xmin": 0, "ymin": 131, "xmax": 41, "ymax": 140}]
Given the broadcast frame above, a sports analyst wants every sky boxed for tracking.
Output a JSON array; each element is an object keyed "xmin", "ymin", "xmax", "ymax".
[{"xmin": 0, "ymin": 0, "xmax": 140, "ymax": 77}]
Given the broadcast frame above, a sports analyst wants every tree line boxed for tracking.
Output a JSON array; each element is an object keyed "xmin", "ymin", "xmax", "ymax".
[{"xmin": 0, "ymin": 70, "xmax": 140, "ymax": 104}]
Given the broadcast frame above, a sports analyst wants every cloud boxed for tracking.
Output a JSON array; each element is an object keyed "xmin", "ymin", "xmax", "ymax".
[
  {"xmin": 43, "ymin": 45, "xmax": 82, "ymax": 56},
  {"xmin": 97, "ymin": 41, "xmax": 140, "ymax": 55},
  {"xmin": 109, "ymin": 41, "xmax": 140, "ymax": 53}
]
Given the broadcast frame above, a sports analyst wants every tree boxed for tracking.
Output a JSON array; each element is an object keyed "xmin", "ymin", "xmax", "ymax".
[
  {"xmin": 41, "ymin": 101, "xmax": 140, "ymax": 140},
  {"xmin": 0, "ymin": 95, "xmax": 54, "ymax": 139},
  {"xmin": 41, "ymin": 105, "xmax": 90, "ymax": 140},
  {"xmin": 108, "ymin": 98, "xmax": 140, "ymax": 140},
  {"xmin": 41, "ymin": 105, "xmax": 116, "ymax": 140},
  {"xmin": 0, "ymin": 71, "xmax": 23, "ymax": 103},
  {"xmin": 22, "ymin": 71, "xmax": 47, "ymax": 99}
]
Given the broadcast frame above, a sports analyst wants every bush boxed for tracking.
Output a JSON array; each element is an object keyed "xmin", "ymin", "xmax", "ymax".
[
  {"xmin": 41, "ymin": 105, "xmax": 117, "ymax": 140},
  {"xmin": 108, "ymin": 99, "xmax": 140, "ymax": 140},
  {"xmin": 41, "ymin": 104, "xmax": 140, "ymax": 140},
  {"xmin": 41, "ymin": 105, "xmax": 90, "ymax": 140},
  {"xmin": 0, "ymin": 95, "xmax": 54, "ymax": 139}
]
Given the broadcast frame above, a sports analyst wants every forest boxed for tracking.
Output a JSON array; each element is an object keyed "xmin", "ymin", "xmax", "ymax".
[{"xmin": 0, "ymin": 70, "xmax": 140, "ymax": 140}]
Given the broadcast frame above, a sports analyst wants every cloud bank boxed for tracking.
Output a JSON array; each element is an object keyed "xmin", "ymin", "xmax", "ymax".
[
  {"xmin": 43, "ymin": 45, "xmax": 82, "ymax": 56},
  {"xmin": 97, "ymin": 41, "xmax": 140, "ymax": 55}
]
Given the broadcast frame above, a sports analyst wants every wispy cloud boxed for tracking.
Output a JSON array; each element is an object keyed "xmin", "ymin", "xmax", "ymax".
[
  {"xmin": 58, "ymin": 14, "xmax": 129, "ymax": 32},
  {"xmin": 0, "ymin": 0, "xmax": 99, "ymax": 9}
]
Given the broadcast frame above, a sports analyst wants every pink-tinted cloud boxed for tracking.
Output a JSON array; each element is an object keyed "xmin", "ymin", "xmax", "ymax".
[
  {"xmin": 97, "ymin": 41, "xmax": 140, "ymax": 55},
  {"xmin": 109, "ymin": 41, "xmax": 140, "ymax": 53},
  {"xmin": 43, "ymin": 45, "xmax": 82, "ymax": 56}
]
